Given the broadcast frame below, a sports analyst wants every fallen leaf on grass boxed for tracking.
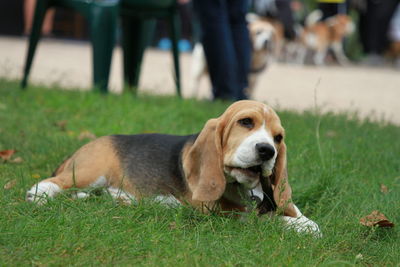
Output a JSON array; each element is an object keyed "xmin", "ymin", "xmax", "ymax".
[
  {"xmin": 169, "ymin": 222, "xmax": 177, "ymax": 230},
  {"xmin": 55, "ymin": 120, "xmax": 68, "ymax": 131},
  {"xmin": 360, "ymin": 210, "xmax": 394, "ymax": 228},
  {"xmin": 4, "ymin": 179, "xmax": 17, "ymax": 190},
  {"xmin": 32, "ymin": 174, "xmax": 41, "ymax": 179},
  {"xmin": 0, "ymin": 149, "xmax": 16, "ymax": 161},
  {"xmin": 78, "ymin": 131, "xmax": 96, "ymax": 141},
  {"xmin": 380, "ymin": 184, "xmax": 388, "ymax": 194}
]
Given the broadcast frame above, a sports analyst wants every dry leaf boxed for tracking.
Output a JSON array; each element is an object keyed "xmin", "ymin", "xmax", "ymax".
[
  {"xmin": 31, "ymin": 174, "xmax": 41, "ymax": 179},
  {"xmin": 360, "ymin": 210, "xmax": 395, "ymax": 228},
  {"xmin": 169, "ymin": 222, "xmax": 177, "ymax": 230},
  {"xmin": 78, "ymin": 131, "xmax": 96, "ymax": 141},
  {"xmin": 55, "ymin": 120, "xmax": 68, "ymax": 131},
  {"xmin": 380, "ymin": 184, "xmax": 388, "ymax": 194},
  {"xmin": 0, "ymin": 149, "xmax": 16, "ymax": 161},
  {"xmin": 10, "ymin": 157, "xmax": 23, "ymax": 163},
  {"xmin": 4, "ymin": 179, "xmax": 17, "ymax": 190}
]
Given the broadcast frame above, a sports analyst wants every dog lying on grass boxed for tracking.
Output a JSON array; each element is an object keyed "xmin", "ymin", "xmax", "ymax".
[{"xmin": 27, "ymin": 100, "xmax": 320, "ymax": 236}]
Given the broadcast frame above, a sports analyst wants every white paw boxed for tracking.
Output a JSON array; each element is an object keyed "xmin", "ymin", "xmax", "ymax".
[
  {"xmin": 26, "ymin": 181, "xmax": 61, "ymax": 204},
  {"xmin": 72, "ymin": 191, "xmax": 90, "ymax": 199},
  {"xmin": 154, "ymin": 195, "xmax": 181, "ymax": 207},
  {"xmin": 106, "ymin": 187, "xmax": 136, "ymax": 205},
  {"xmin": 282, "ymin": 215, "xmax": 322, "ymax": 237}
]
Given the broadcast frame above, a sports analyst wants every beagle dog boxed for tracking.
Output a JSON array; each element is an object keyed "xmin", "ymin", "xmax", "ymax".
[
  {"xmin": 296, "ymin": 10, "xmax": 354, "ymax": 66},
  {"xmin": 26, "ymin": 100, "xmax": 320, "ymax": 235}
]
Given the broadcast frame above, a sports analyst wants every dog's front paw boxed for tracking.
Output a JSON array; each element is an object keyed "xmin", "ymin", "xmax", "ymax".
[
  {"xmin": 26, "ymin": 182, "xmax": 61, "ymax": 204},
  {"xmin": 281, "ymin": 215, "xmax": 322, "ymax": 237},
  {"xmin": 26, "ymin": 189, "xmax": 47, "ymax": 205}
]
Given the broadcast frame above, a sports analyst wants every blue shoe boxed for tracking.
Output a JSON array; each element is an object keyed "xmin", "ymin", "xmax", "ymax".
[
  {"xmin": 157, "ymin": 38, "xmax": 171, "ymax": 50},
  {"xmin": 178, "ymin": 39, "xmax": 192, "ymax": 52}
]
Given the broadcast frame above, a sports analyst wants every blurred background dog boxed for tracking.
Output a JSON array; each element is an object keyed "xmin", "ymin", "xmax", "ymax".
[{"xmin": 296, "ymin": 9, "xmax": 355, "ymax": 66}]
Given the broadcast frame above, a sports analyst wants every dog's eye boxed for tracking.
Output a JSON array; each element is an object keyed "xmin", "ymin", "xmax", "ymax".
[
  {"xmin": 238, "ymin": 118, "xmax": 254, "ymax": 129},
  {"xmin": 274, "ymin": 134, "xmax": 283, "ymax": 143},
  {"xmin": 256, "ymin": 30, "xmax": 262, "ymax": 35}
]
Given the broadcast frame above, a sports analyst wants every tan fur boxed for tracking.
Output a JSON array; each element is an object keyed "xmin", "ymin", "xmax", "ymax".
[
  {"xmin": 304, "ymin": 15, "xmax": 351, "ymax": 44},
  {"xmin": 388, "ymin": 41, "xmax": 400, "ymax": 58},
  {"xmin": 40, "ymin": 137, "xmax": 134, "ymax": 194},
  {"xmin": 182, "ymin": 100, "xmax": 296, "ymax": 217},
  {"xmin": 222, "ymin": 102, "xmax": 295, "ymax": 216},
  {"xmin": 183, "ymin": 118, "xmax": 226, "ymax": 202},
  {"xmin": 31, "ymin": 101, "xmax": 297, "ymax": 218},
  {"xmin": 299, "ymin": 13, "xmax": 354, "ymax": 65}
]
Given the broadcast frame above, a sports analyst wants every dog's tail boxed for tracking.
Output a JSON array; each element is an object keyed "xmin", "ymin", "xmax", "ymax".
[{"xmin": 305, "ymin": 9, "xmax": 323, "ymax": 27}]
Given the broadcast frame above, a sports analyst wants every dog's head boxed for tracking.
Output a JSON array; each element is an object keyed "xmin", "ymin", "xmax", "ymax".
[
  {"xmin": 247, "ymin": 16, "xmax": 276, "ymax": 53},
  {"xmin": 183, "ymin": 100, "xmax": 295, "ymax": 216},
  {"xmin": 327, "ymin": 14, "xmax": 355, "ymax": 39}
]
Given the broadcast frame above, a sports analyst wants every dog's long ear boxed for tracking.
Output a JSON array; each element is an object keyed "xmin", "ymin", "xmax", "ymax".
[
  {"xmin": 271, "ymin": 141, "xmax": 298, "ymax": 217},
  {"xmin": 183, "ymin": 118, "xmax": 226, "ymax": 202}
]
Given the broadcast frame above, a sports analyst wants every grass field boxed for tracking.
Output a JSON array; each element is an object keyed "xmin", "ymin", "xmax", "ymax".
[{"xmin": 0, "ymin": 79, "xmax": 399, "ymax": 266}]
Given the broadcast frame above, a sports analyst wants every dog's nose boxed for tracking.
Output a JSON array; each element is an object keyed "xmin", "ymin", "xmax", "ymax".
[{"xmin": 255, "ymin": 143, "xmax": 275, "ymax": 161}]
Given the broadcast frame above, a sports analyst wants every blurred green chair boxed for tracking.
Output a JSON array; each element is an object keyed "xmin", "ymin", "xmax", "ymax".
[
  {"xmin": 120, "ymin": 0, "xmax": 181, "ymax": 96},
  {"xmin": 21, "ymin": 0, "xmax": 119, "ymax": 92}
]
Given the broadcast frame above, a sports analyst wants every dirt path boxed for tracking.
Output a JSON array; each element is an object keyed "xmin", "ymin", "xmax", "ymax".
[{"xmin": 1, "ymin": 36, "xmax": 399, "ymax": 125}]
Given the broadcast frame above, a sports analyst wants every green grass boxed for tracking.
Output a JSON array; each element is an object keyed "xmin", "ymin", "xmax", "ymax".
[{"xmin": 1, "ymin": 79, "xmax": 399, "ymax": 266}]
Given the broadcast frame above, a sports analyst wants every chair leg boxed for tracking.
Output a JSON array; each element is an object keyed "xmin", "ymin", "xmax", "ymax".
[
  {"xmin": 88, "ymin": 3, "xmax": 118, "ymax": 93},
  {"xmin": 168, "ymin": 9, "xmax": 181, "ymax": 97},
  {"xmin": 21, "ymin": 0, "xmax": 50, "ymax": 88},
  {"xmin": 121, "ymin": 17, "xmax": 156, "ymax": 95}
]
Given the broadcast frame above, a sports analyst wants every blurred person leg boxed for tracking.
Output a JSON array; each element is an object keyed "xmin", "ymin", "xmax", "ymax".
[
  {"xmin": 24, "ymin": 0, "xmax": 55, "ymax": 35},
  {"xmin": 193, "ymin": 0, "xmax": 250, "ymax": 100},
  {"xmin": 227, "ymin": 0, "xmax": 251, "ymax": 100},
  {"xmin": 178, "ymin": 0, "xmax": 193, "ymax": 52},
  {"xmin": 318, "ymin": 0, "xmax": 347, "ymax": 20},
  {"xmin": 251, "ymin": 0, "xmax": 296, "ymax": 40},
  {"xmin": 275, "ymin": 0, "xmax": 296, "ymax": 40},
  {"xmin": 389, "ymin": 4, "xmax": 400, "ymax": 68},
  {"xmin": 156, "ymin": 21, "xmax": 172, "ymax": 51},
  {"xmin": 371, "ymin": 0, "xmax": 399, "ymax": 55},
  {"xmin": 318, "ymin": 3, "xmax": 339, "ymax": 19},
  {"xmin": 359, "ymin": 0, "xmax": 399, "ymax": 65},
  {"xmin": 157, "ymin": 0, "xmax": 193, "ymax": 52}
]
